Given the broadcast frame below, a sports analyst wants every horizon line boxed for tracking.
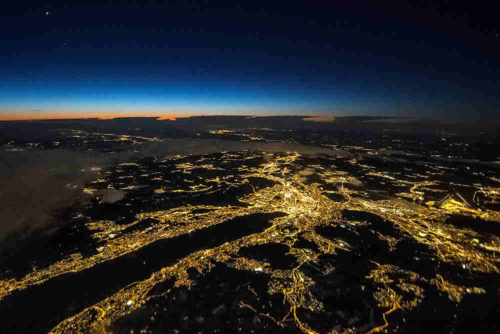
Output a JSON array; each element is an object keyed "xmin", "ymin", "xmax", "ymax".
[{"xmin": 0, "ymin": 112, "xmax": 338, "ymax": 122}]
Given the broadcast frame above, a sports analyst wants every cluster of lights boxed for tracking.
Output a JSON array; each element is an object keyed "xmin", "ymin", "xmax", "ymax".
[{"xmin": 1, "ymin": 150, "xmax": 498, "ymax": 333}]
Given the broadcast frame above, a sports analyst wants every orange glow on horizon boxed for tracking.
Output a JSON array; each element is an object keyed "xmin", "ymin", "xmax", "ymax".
[
  {"xmin": 0, "ymin": 112, "xmax": 185, "ymax": 121},
  {"xmin": 0, "ymin": 111, "xmax": 335, "ymax": 122}
]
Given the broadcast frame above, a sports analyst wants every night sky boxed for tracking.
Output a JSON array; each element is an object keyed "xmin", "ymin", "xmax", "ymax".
[{"xmin": 1, "ymin": 0, "xmax": 499, "ymax": 120}]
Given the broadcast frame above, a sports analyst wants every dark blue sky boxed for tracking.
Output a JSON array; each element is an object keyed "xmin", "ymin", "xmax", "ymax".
[{"xmin": 1, "ymin": 0, "xmax": 499, "ymax": 119}]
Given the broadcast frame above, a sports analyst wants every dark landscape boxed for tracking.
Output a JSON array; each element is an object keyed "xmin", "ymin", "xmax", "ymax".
[{"xmin": 0, "ymin": 116, "xmax": 498, "ymax": 333}]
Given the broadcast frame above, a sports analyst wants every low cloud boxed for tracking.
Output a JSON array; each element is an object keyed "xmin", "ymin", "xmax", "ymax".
[{"xmin": 0, "ymin": 139, "xmax": 347, "ymax": 242}]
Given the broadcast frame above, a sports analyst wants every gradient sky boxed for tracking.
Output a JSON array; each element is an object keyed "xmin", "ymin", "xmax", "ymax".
[{"xmin": 1, "ymin": 0, "xmax": 499, "ymax": 120}]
